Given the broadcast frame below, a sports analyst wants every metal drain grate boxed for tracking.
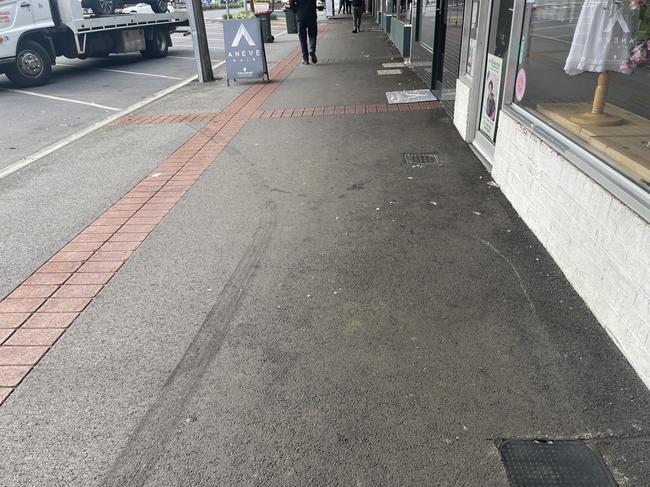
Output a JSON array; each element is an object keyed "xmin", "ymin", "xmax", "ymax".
[
  {"xmin": 497, "ymin": 439, "xmax": 616, "ymax": 487},
  {"xmin": 402, "ymin": 152, "xmax": 439, "ymax": 167}
]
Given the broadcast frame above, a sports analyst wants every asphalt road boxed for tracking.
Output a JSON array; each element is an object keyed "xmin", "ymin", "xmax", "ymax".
[{"xmin": 0, "ymin": 12, "xmax": 287, "ymax": 171}]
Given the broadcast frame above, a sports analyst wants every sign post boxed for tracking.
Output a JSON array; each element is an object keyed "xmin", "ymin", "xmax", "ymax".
[
  {"xmin": 223, "ymin": 18, "xmax": 269, "ymax": 86},
  {"xmin": 186, "ymin": 0, "xmax": 214, "ymax": 83}
]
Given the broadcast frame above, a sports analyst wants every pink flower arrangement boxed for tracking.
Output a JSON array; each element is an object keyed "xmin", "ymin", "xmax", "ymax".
[
  {"xmin": 620, "ymin": 2, "xmax": 649, "ymax": 73},
  {"xmin": 630, "ymin": 40, "xmax": 649, "ymax": 62},
  {"xmin": 620, "ymin": 41, "xmax": 649, "ymax": 73}
]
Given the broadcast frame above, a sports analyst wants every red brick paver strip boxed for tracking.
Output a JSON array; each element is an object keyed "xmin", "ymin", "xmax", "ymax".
[
  {"xmin": 78, "ymin": 261, "xmax": 123, "ymax": 274},
  {"xmin": 0, "ymin": 329, "xmax": 15, "ymax": 345},
  {"xmin": 22, "ymin": 313, "xmax": 78, "ymax": 329},
  {"xmin": 119, "ymin": 101, "xmax": 441, "ymax": 125},
  {"xmin": 38, "ymin": 261, "xmax": 82, "ymax": 274},
  {"xmin": 39, "ymin": 298, "xmax": 91, "ymax": 313},
  {"xmin": 23, "ymin": 273, "xmax": 72, "ymax": 286},
  {"xmin": 0, "ymin": 388, "xmax": 11, "ymax": 403},
  {"xmin": 0, "ymin": 29, "xmax": 330, "ymax": 406},
  {"xmin": 53, "ymin": 285, "xmax": 103, "ymax": 298},
  {"xmin": 0, "ymin": 314, "xmax": 30, "ymax": 328},
  {"xmin": 5, "ymin": 328, "xmax": 65, "ymax": 347},
  {"xmin": 63, "ymin": 242, "xmax": 105, "ymax": 252},
  {"xmin": 66, "ymin": 273, "xmax": 114, "ymax": 285},
  {"xmin": 0, "ymin": 366, "xmax": 31, "ymax": 387},
  {"xmin": 0, "ymin": 346, "xmax": 48, "ymax": 366},
  {"xmin": 0, "ymin": 299, "xmax": 45, "ymax": 313},
  {"xmin": 8, "ymin": 286, "xmax": 58, "ymax": 299}
]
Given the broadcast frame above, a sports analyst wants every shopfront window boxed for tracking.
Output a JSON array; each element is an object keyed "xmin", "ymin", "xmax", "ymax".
[
  {"xmin": 397, "ymin": 0, "xmax": 414, "ymax": 22},
  {"xmin": 465, "ymin": 0, "xmax": 481, "ymax": 76},
  {"xmin": 418, "ymin": 0, "xmax": 438, "ymax": 48},
  {"xmin": 512, "ymin": 0, "xmax": 650, "ymax": 189}
]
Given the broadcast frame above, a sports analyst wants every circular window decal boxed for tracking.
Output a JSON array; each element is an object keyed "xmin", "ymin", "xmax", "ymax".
[{"xmin": 515, "ymin": 68, "xmax": 527, "ymax": 102}]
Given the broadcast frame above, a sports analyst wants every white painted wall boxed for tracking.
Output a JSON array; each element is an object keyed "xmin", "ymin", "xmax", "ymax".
[
  {"xmin": 453, "ymin": 79, "xmax": 471, "ymax": 141},
  {"xmin": 492, "ymin": 112, "xmax": 650, "ymax": 388}
]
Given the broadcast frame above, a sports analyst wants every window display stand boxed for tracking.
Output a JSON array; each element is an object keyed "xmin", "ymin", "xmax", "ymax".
[
  {"xmin": 569, "ymin": 72, "xmax": 624, "ymax": 127},
  {"xmin": 537, "ymin": 101, "xmax": 650, "ymax": 184}
]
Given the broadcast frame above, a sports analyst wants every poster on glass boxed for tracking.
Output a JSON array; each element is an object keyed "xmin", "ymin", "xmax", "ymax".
[{"xmin": 479, "ymin": 54, "xmax": 503, "ymax": 141}]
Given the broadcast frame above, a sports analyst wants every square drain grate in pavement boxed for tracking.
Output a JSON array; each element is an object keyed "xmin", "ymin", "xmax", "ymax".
[
  {"xmin": 403, "ymin": 152, "xmax": 440, "ymax": 167},
  {"xmin": 497, "ymin": 439, "xmax": 616, "ymax": 487}
]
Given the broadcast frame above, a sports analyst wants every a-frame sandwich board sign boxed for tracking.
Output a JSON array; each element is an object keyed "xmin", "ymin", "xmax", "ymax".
[{"xmin": 223, "ymin": 18, "xmax": 270, "ymax": 86}]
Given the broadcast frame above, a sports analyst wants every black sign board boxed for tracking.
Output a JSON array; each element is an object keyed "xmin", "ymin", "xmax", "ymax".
[{"xmin": 223, "ymin": 18, "xmax": 269, "ymax": 85}]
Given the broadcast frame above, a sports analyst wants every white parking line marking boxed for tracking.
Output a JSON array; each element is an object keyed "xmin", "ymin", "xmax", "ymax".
[
  {"xmin": 2, "ymin": 89, "xmax": 121, "ymax": 111},
  {"xmin": 167, "ymin": 55, "xmax": 197, "ymax": 60},
  {"xmin": 58, "ymin": 62, "xmax": 184, "ymax": 80},
  {"xmin": 0, "ymin": 60, "xmax": 227, "ymax": 181}
]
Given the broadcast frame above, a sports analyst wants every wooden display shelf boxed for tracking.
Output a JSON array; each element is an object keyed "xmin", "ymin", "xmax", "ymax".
[{"xmin": 537, "ymin": 102, "xmax": 650, "ymax": 184}]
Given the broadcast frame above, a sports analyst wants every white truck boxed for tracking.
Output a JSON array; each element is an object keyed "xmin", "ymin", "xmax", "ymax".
[{"xmin": 0, "ymin": 0, "xmax": 188, "ymax": 86}]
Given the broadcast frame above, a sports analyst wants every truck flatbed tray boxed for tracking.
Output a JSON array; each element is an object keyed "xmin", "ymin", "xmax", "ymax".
[{"xmin": 73, "ymin": 11, "xmax": 188, "ymax": 33}]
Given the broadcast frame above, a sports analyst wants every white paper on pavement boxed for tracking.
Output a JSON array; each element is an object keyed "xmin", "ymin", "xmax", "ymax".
[{"xmin": 386, "ymin": 89, "xmax": 438, "ymax": 104}]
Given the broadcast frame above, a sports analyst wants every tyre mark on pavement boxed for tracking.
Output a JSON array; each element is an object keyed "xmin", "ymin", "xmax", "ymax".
[{"xmin": 100, "ymin": 202, "xmax": 277, "ymax": 486}]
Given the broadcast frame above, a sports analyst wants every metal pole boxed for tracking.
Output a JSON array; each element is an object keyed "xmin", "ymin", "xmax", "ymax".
[
  {"xmin": 186, "ymin": 0, "xmax": 215, "ymax": 82},
  {"xmin": 226, "ymin": 0, "xmax": 230, "ymax": 19}
]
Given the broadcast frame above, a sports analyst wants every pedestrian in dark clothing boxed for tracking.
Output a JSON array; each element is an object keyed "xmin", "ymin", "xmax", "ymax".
[
  {"xmin": 351, "ymin": 0, "xmax": 363, "ymax": 32},
  {"xmin": 338, "ymin": 0, "xmax": 345, "ymax": 14},
  {"xmin": 345, "ymin": 0, "xmax": 351, "ymax": 14},
  {"xmin": 290, "ymin": 0, "xmax": 318, "ymax": 64}
]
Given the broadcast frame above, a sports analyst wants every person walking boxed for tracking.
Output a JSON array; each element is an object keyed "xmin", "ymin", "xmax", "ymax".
[
  {"xmin": 338, "ymin": 0, "xmax": 345, "ymax": 14},
  {"xmin": 290, "ymin": 0, "xmax": 318, "ymax": 65},
  {"xmin": 351, "ymin": 0, "xmax": 363, "ymax": 32},
  {"xmin": 345, "ymin": 0, "xmax": 351, "ymax": 14}
]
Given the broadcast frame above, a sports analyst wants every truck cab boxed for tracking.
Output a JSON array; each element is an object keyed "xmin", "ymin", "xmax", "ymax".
[
  {"xmin": 0, "ymin": 0, "xmax": 187, "ymax": 86},
  {"xmin": 0, "ymin": 0, "xmax": 55, "ymax": 73}
]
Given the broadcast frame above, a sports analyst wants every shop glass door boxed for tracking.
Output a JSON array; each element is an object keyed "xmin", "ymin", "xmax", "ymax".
[
  {"xmin": 432, "ymin": 1, "xmax": 466, "ymax": 115},
  {"xmin": 472, "ymin": 0, "xmax": 514, "ymax": 159}
]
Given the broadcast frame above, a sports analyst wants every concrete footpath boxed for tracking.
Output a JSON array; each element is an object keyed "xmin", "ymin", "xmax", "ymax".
[{"xmin": 1, "ymin": 16, "xmax": 649, "ymax": 487}]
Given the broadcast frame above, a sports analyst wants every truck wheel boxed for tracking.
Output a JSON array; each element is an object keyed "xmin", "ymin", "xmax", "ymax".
[
  {"xmin": 141, "ymin": 30, "xmax": 169, "ymax": 58},
  {"xmin": 89, "ymin": 0, "xmax": 114, "ymax": 16},
  {"xmin": 149, "ymin": 0, "xmax": 168, "ymax": 13},
  {"xmin": 5, "ymin": 40, "xmax": 53, "ymax": 87}
]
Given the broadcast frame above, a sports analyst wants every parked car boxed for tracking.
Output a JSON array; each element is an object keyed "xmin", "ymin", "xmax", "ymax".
[
  {"xmin": 282, "ymin": 0, "xmax": 324, "ymax": 10},
  {"xmin": 81, "ymin": 0, "xmax": 170, "ymax": 15},
  {"xmin": 118, "ymin": 2, "xmax": 174, "ymax": 13}
]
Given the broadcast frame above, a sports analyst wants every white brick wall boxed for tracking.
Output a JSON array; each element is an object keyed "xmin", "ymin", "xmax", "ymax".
[
  {"xmin": 493, "ymin": 111, "xmax": 650, "ymax": 388},
  {"xmin": 453, "ymin": 79, "xmax": 471, "ymax": 141}
]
